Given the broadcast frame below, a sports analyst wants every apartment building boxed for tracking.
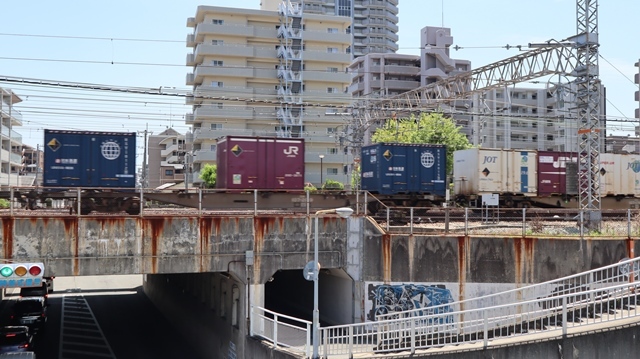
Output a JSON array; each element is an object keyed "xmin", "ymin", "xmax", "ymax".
[
  {"xmin": 0, "ymin": 87, "xmax": 27, "ymax": 187},
  {"xmin": 19, "ymin": 144, "xmax": 43, "ymax": 186},
  {"xmin": 186, "ymin": 4, "xmax": 353, "ymax": 187},
  {"xmin": 262, "ymin": 0, "xmax": 399, "ymax": 57},
  {"xmin": 348, "ymin": 26, "xmax": 608, "ymax": 153},
  {"xmin": 146, "ymin": 128, "xmax": 187, "ymax": 189}
]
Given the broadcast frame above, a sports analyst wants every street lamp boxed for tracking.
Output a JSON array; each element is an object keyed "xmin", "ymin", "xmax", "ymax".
[
  {"xmin": 319, "ymin": 154, "xmax": 325, "ymax": 188},
  {"xmin": 312, "ymin": 207, "xmax": 353, "ymax": 359}
]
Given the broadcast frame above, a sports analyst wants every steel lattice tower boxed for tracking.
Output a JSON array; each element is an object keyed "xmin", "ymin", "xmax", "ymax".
[{"xmin": 574, "ymin": 0, "xmax": 601, "ymax": 228}]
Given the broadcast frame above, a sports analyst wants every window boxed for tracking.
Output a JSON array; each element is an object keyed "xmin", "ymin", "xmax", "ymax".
[
  {"xmin": 547, "ymin": 135, "xmax": 554, "ymax": 141},
  {"xmin": 210, "ymin": 144, "xmax": 217, "ymax": 151},
  {"xmin": 212, "ymin": 40, "xmax": 224, "ymax": 45},
  {"xmin": 329, "ymin": 148, "xmax": 338, "ymax": 154},
  {"xmin": 165, "ymin": 169, "xmax": 174, "ymax": 176},
  {"xmin": 327, "ymin": 67, "xmax": 339, "ymax": 73},
  {"xmin": 327, "ymin": 47, "xmax": 339, "ymax": 53},
  {"xmin": 212, "ymin": 19, "xmax": 224, "ymax": 25},
  {"xmin": 210, "ymin": 123, "xmax": 223, "ymax": 129},
  {"xmin": 328, "ymin": 168, "xmax": 338, "ymax": 175},
  {"xmin": 326, "ymin": 127, "xmax": 336, "ymax": 134},
  {"xmin": 211, "ymin": 81, "xmax": 223, "ymax": 87},
  {"xmin": 213, "ymin": 103, "xmax": 223, "ymax": 109},
  {"xmin": 211, "ymin": 60, "xmax": 224, "ymax": 66},
  {"xmin": 327, "ymin": 28, "xmax": 339, "ymax": 33},
  {"xmin": 327, "ymin": 87, "xmax": 337, "ymax": 93}
]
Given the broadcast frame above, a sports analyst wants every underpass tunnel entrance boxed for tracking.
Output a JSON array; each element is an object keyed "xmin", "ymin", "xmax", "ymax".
[{"xmin": 264, "ymin": 268, "xmax": 353, "ymax": 326}]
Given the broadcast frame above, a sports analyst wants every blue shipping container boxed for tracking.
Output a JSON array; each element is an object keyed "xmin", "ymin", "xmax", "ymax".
[
  {"xmin": 43, "ymin": 130, "xmax": 137, "ymax": 188},
  {"xmin": 360, "ymin": 143, "xmax": 447, "ymax": 196}
]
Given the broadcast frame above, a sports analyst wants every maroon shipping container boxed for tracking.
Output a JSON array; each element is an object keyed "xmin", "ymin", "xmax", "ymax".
[
  {"xmin": 537, "ymin": 151, "xmax": 577, "ymax": 196},
  {"xmin": 216, "ymin": 136, "xmax": 305, "ymax": 190}
]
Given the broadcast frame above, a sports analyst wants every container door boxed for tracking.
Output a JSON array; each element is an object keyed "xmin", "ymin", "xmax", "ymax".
[
  {"xmin": 271, "ymin": 139, "xmax": 304, "ymax": 189},
  {"xmin": 381, "ymin": 145, "xmax": 407, "ymax": 193},
  {"xmin": 420, "ymin": 146, "xmax": 446, "ymax": 196}
]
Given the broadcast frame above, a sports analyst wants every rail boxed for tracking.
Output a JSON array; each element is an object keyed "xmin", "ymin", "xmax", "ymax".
[{"xmin": 250, "ymin": 257, "xmax": 640, "ymax": 358}]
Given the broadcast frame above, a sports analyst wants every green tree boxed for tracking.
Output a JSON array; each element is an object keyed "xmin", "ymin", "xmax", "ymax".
[
  {"xmin": 370, "ymin": 112, "xmax": 472, "ymax": 175},
  {"xmin": 351, "ymin": 164, "xmax": 361, "ymax": 190},
  {"xmin": 199, "ymin": 164, "xmax": 217, "ymax": 188}
]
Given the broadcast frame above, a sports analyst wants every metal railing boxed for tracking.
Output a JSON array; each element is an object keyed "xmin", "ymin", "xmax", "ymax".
[
  {"xmin": 255, "ymin": 256, "xmax": 640, "ymax": 358},
  {"xmin": 250, "ymin": 306, "xmax": 311, "ymax": 357},
  {"xmin": 371, "ymin": 203, "xmax": 640, "ymax": 238}
]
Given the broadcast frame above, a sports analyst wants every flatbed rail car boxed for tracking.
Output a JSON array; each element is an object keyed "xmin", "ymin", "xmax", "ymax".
[{"xmin": 0, "ymin": 187, "xmax": 367, "ymax": 214}]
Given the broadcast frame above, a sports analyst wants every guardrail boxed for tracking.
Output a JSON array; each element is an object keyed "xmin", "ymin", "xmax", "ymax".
[
  {"xmin": 250, "ymin": 257, "xmax": 640, "ymax": 358},
  {"xmin": 250, "ymin": 305, "xmax": 311, "ymax": 357},
  {"xmin": 318, "ymin": 257, "xmax": 640, "ymax": 357}
]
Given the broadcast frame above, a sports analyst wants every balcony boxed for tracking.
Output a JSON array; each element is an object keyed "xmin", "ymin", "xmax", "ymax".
[
  {"xmin": 160, "ymin": 143, "xmax": 182, "ymax": 157},
  {"xmin": 186, "ymin": 34, "xmax": 195, "ymax": 47},
  {"xmin": 384, "ymin": 65, "xmax": 420, "ymax": 76},
  {"xmin": 303, "ymin": 30, "xmax": 351, "ymax": 44},
  {"xmin": 193, "ymin": 44, "xmax": 253, "ymax": 64},
  {"xmin": 193, "ymin": 65, "xmax": 253, "ymax": 84},
  {"xmin": 192, "ymin": 23, "xmax": 277, "ymax": 44},
  {"xmin": 192, "ymin": 128, "xmax": 258, "ymax": 143},
  {"xmin": 303, "ymin": 49, "xmax": 351, "ymax": 64},
  {"xmin": 193, "ymin": 105, "xmax": 254, "ymax": 120},
  {"xmin": 0, "ymin": 107, "xmax": 23, "ymax": 123},
  {"xmin": 193, "ymin": 149, "xmax": 217, "ymax": 163},
  {"xmin": 303, "ymin": 71, "xmax": 351, "ymax": 83},
  {"xmin": 0, "ymin": 126, "xmax": 22, "ymax": 142},
  {"xmin": 382, "ymin": 79, "xmax": 420, "ymax": 90}
]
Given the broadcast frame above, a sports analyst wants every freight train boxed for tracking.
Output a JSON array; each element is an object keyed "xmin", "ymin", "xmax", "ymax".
[
  {"xmin": 10, "ymin": 131, "xmax": 639, "ymax": 215},
  {"xmin": 362, "ymin": 144, "xmax": 640, "ymax": 212}
]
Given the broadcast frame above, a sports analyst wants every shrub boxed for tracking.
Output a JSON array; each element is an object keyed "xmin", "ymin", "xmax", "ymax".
[{"xmin": 322, "ymin": 179, "xmax": 344, "ymax": 191}]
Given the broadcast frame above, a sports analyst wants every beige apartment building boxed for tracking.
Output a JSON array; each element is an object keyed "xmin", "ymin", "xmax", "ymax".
[
  {"xmin": 146, "ymin": 128, "xmax": 187, "ymax": 189},
  {"xmin": 186, "ymin": 4, "xmax": 353, "ymax": 187},
  {"xmin": 262, "ymin": 0, "xmax": 399, "ymax": 57},
  {"xmin": 0, "ymin": 87, "xmax": 27, "ymax": 187}
]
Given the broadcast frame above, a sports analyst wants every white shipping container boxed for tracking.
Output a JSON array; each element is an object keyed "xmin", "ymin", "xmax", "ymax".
[
  {"xmin": 599, "ymin": 153, "xmax": 622, "ymax": 196},
  {"xmin": 453, "ymin": 148, "xmax": 537, "ymax": 196},
  {"xmin": 600, "ymin": 153, "xmax": 640, "ymax": 197}
]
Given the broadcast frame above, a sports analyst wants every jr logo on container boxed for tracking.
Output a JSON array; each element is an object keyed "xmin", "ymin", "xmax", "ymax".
[{"xmin": 283, "ymin": 146, "xmax": 299, "ymax": 157}]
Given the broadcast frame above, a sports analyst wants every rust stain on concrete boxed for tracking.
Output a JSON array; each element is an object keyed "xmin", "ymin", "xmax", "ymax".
[
  {"xmin": 457, "ymin": 236, "xmax": 466, "ymax": 308},
  {"xmin": 2, "ymin": 218, "xmax": 13, "ymax": 259},
  {"xmin": 61, "ymin": 218, "xmax": 79, "ymax": 275},
  {"xmin": 146, "ymin": 218, "xmax": 166, "ymax": 274},
  {"xmin": 382, "ymin": 234, "xmax": 391, "ymax": 283},
  {"xmin": 199, "ymin": 218, "xmax": 214, "ymax": 272},
  {"xmin": 514, "ymin": 237, "xmax": 523, "ymax": 286}
]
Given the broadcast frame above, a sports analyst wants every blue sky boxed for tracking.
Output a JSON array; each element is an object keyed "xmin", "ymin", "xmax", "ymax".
[{"xmin": 1, "ymin": 0, "xmax": 638, "ymax": 156}]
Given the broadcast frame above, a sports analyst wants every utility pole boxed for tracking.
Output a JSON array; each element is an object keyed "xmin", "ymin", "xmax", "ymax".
[{"xmin": 138, "ymin": 124, "xmax": 150, "ymax": 189}]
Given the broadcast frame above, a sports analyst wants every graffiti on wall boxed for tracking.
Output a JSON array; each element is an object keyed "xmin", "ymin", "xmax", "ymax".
[{"xmin": 367, "ymin": 283, "xmax": 454, "ymax": 321}]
